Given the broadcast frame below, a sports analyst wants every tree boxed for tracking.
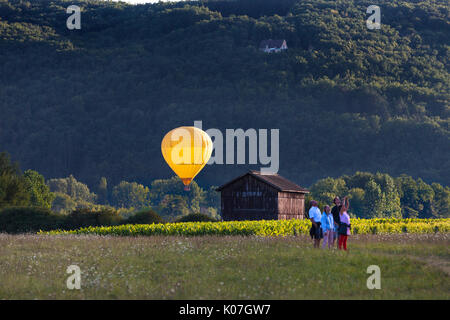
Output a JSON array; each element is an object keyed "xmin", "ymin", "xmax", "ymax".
[
  {"xmin": 416, "ymin": 178, "xmax": 435, "ymax": 218},
  {"xmin": 111, "ymin": 181, "xmax": 151, "ymax": 209},
  {"xmin": 205, "ymin": 185, "xmax": 220, "ymax": 209},
  {"xmin": 396, "ymin": 175, "xmax": 420, "ymax": 217},
  {"xmin": 430, "ymin": 183, "xmax": 450, "ymax": 218},
  {"xmin": 51, "ymin": 192, "xmax": 77, "ymax": 214},
  {"xmin": 0, "ymin": 0, "xmax": 449, "ymax": 189},
  {"xmin": 310, "ymin": 172, "xmax": 446, "ymax": 218},
  {"xmin": 23, "ymin": 169, "xmax": 55, "ymax": 209},
  {"xmin": 374, "ymin": 173, "xmax": 402, "ymax": 218},
  {"xmin": 0, "ymin": 0, "xmax": 448, "ymax": 206},
  {"xmin": 0, "ymin": 152, "xmax": 30, "ymax": 208},
  {"xmin": 150, "ymin": 176, "xmax": 206, "ymax": 212},
  {"xmin": 347, "ymin": 188, "xmax": 365, "ymax": 216},
  {"xmin": 0, "ymin": 151, "xmax": 19, "ymax": 176},
  {"xmin": 97, "ymin": 177, "xmax": 108, "ymax": 205},
  {"xmin": 363, "ymin": 180, "xmax": 383, "ymax": 218},
  {"xmin": 309, "ymin": 177, "xmax": 347, "ymax": 204},
  {"xmin": 344, "ymin": 172, "xmax": 375, "ymax": 191},
  {"xmin": 47, "ymin": 175, "xmax": 97, "ymax": 203},
  {"xmin": 157, "ymin": 194, "xmax": 190, "ymax": 219}
]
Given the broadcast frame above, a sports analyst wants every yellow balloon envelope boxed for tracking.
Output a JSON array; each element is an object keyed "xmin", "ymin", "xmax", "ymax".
[{"xmin": 161, "ymin": 126, "xmax": 213, "ymax": 190}]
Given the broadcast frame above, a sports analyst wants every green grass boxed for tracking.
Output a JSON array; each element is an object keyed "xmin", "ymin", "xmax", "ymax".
[{"xmin": 0, "ymin": 233, "xmax": 448, "ymax": 299}]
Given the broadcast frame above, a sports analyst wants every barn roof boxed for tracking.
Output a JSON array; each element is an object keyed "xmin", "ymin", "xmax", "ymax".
[{"xmin": 217, "ymin": 170, "xmax": 309, "ymax": 193}]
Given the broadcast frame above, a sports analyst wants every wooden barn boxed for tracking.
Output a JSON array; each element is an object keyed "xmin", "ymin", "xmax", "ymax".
[{"xmin": 217, "ymin": 171, "xmax": 309, "ymax": 221}]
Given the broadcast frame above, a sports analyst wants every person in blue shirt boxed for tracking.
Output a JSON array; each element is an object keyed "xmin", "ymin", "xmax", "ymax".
[
  {"xmin": 308, "ymin": 200, "xmax": 323, "ymax": 248},
  {"xmin": 321, "ymin": 205, "xmax": 335, "ymax": 249}
]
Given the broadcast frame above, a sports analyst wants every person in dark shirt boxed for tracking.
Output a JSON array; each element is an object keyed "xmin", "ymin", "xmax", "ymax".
[{"xmin": 331, "ymin": 196, "xmax": 342, "ymax": 248}]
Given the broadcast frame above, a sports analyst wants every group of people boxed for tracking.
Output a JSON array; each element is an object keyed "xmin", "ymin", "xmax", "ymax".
[{"xmin": 308, "ymin": 196, "xmax": 351, "ymax": 250}]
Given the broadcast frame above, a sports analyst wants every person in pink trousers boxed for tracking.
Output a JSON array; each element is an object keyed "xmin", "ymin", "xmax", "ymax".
[{"xmin": 338, "ymin": 197, "xmax": 351, "ymax": 251}]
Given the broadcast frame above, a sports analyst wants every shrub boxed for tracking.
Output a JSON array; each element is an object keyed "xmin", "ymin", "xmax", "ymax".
[
  {"xmin": 64, "ymin": 208, "xmax": 96, "ymax": 229},
  {"xmin": 97, "ymin": 208, "xmax": 123, "ymax": 226},
  {"xmin": 64, "ymin": 207, "xmax": 123, "ymax": 229},
  {"xmin": 0, "ymin": 207, "xmax": 64, "ymax": 233},
  {"xmin": 126, "ymin": 209, "xmax": 164, "ymax": 224},
  {"xmin": 175, "ymin": 213, "xmax": 218, "ymax": 223}
]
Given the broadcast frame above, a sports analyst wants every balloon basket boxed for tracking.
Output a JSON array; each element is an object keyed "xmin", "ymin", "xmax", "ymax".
[{"xmin": 184, "ymin": 185, "xmax": 190, "ymax": 191}]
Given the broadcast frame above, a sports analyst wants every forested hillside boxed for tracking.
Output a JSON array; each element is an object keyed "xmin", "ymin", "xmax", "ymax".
[{"xmin": 0, "ymin": 0, "xmax": 449, "ymax": 189}]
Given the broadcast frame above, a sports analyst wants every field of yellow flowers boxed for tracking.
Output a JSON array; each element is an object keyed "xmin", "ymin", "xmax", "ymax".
[{"xmin": 40, "ymin": 218, "xmax": 450, "ymax": 237}]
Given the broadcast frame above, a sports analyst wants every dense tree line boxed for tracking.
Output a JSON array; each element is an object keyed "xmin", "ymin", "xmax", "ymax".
[
  {"xmin": 309, "ymin": 172, "xmax": 449, "ymax": 218},
  {"xmin": 46, "ymin": 173, "xmax": 220, "ymax": 219},
  {"xmin": 0, "ymin": 151, "xmax": 447, "ymax": 220},
  {"xmin": 0, "ymin": 151, "xmax": 221, "ymax": 220},
  {"xmin": 0, "ymin": 0, "xmax": 448, "ymax": 191},
  {"xmin": 0, "ymin": 152, "xmax": 54, "ymax": 209}
]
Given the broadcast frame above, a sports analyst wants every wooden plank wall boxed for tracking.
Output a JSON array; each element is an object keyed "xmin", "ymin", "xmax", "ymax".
[
  {"xmin": 221, "ymin": 175, "xmax": 278, "ymax": 221},
  {"xmin": 277, "ymin": 192, "xmax": 305, "ymax": 220}
]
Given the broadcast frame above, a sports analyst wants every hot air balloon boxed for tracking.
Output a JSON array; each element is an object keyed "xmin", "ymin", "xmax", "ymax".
[{"xmin": 161, "ymin": 126, "xmax": 213, "ymax": 191}]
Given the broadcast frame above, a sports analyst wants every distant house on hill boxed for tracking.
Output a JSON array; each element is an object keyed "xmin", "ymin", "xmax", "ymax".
[
  {"xmin": 259, "ymin": 39, "xmax": 288, "ymax": 53},
  {"xmin": 217, "ymin": 170, "xmax": 309, "ymax": 221}
]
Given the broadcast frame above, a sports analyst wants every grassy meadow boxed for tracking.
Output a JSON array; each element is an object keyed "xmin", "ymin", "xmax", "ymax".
[{"xmin": 0, "ymin": 233, "xmax": 448, "ymax": 299}]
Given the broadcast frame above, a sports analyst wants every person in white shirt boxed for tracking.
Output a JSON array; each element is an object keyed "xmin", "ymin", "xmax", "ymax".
[{"xmin": 308, "ymin": 200, "xmax": 322, "ymax": 248}]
